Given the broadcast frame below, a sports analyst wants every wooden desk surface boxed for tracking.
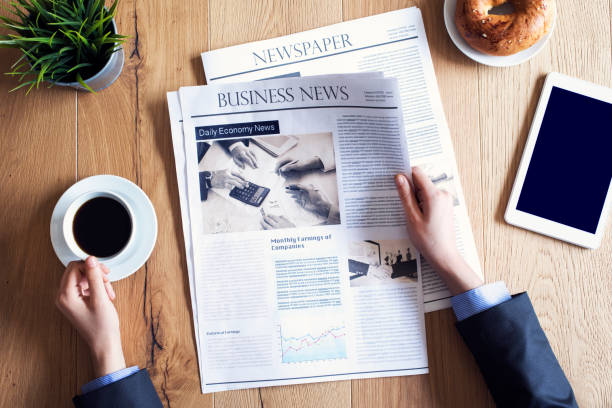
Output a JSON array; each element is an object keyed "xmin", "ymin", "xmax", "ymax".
[{"xmin": 1, "ymin": 1, "xmax": 610, "ymax": 407}]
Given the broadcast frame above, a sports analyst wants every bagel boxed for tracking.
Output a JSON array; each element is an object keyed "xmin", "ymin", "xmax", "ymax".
[{"xmin": 455, "ymin": 0, "xmax": 555, "ymax": 56}]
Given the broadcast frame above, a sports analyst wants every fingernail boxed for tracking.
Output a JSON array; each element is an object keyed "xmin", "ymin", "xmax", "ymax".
[
  {"xmin": 395, "ymin": 174, "xmax": 408, "ymax": 186},
  {"xmin": 86, "ymin": 256, "xmax": 98, "ymax": 267}
]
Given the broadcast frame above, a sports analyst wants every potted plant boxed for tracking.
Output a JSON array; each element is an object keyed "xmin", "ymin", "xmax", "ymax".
[{"xmin": 0, "ymin": 0, "xmax": 126, "ymax": 93}]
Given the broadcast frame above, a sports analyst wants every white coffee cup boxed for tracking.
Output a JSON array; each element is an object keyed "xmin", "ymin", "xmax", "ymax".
[{"xmin": 62, "ymin": 190, "xmax": 135, "ymax": 261}]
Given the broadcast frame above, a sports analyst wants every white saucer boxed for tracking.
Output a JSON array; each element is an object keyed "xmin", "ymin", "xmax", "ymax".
[
  {"xmin": 50, "ymin": 175, "xmax": 158, "ymax": 282},
  {"xmin": 443, "ymin": 0, "xmax": 555, "ymax": 67}
]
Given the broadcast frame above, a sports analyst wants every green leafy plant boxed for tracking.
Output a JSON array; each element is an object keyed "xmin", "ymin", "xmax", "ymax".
[{"xmin": 0, "ymin": 0, "xmax": 126, "ymax": 93}]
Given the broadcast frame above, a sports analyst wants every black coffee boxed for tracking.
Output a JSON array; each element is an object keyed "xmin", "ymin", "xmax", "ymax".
[{"xmin": 72, "ymin": 196, "xmax": 132, "ymax": 258}]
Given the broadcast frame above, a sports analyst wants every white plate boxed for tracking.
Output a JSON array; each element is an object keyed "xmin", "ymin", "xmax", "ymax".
[
  {"xmin": 443, "ymin": 0, "xmax": 556, "ymax": 67},
  {"xmin": 50, "ymin": 175, "xmax": 158, "ymax": 281}
]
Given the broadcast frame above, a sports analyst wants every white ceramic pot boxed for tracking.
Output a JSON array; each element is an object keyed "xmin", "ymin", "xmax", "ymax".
[{"xmin": 53, "ymin": 18, "xmax": 125, "ymax": 92}]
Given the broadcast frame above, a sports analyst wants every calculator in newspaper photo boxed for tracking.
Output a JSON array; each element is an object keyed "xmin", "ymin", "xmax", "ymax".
[{"xmin": 229, "ymin": 182, "xmax": 270, "ymax": 207}]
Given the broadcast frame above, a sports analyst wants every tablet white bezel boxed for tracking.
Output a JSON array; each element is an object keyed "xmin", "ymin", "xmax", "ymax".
[
  {"xmin": 252, "ymin": 135, "xmax": 298, "ymax": 157},
  {"xmin": 505, "ymin": 72, "xmax": 612, "ymax": 249}
]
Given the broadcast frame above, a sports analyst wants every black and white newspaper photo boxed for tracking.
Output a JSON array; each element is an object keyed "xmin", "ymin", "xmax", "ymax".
[{"xmin": 195, "ymin": 133, "xmax": 341, "ymax": 234}]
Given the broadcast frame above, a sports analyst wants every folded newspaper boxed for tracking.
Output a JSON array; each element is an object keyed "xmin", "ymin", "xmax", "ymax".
[{"xmin": 167, "ymin": 6, "xmax": 481, "ymax": 394}]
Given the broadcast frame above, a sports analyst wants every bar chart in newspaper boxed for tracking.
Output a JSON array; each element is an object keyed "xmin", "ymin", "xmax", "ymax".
[{"xmin": 279, "ymin": 315, "xmax": 348, "ymax": 364}]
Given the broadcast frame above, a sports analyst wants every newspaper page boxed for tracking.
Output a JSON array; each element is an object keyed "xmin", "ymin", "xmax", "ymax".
[
  {"xmin": 201, "ymin": 7, "xmax": 483, "ymax": 312},
  {"xmin": 166, "ymin": 73, "xmax": 383, "ymax": 387},
  {"xmin": 178, "ymin": 75, "xmax": 428, "ymax": 392}
]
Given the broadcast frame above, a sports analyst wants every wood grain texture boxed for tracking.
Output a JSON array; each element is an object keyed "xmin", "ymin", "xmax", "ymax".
[
  {"xmin": 1, "ymin": 0, "xmax": 611, "ymax": 407},
  {"xmin": 134, "ymin": 0, "xmax": 211, "ymax": 406},
  {"xmin": 0, "ymin": 8, "xmax": 77, "ymax": 407}
]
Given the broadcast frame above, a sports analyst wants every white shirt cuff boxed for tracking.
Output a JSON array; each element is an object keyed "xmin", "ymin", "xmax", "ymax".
[{"xmin": 451, "ymin": 281, "xmax": 511, "ymax": 321}]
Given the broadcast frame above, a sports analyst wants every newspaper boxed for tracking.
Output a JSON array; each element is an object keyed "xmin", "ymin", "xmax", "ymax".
[
  {"xmin": 171, "ymin": 73, "xmax": 429, "ymax": 392},
  {"xmin": 167, "ymin": 73, "xmax": 385, "ymax": 387},
  {"xmin": 201, "ymin": 7, "xmax": 483, "ymax": 312}
]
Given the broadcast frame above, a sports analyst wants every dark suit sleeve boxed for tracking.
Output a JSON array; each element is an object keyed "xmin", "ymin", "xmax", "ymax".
[
  {"xmin": 72, "ymin": 369, "xmax": 162, "ymax": 408},
  {"xmin": 199, "ymin": 171, "xmax": 209, "ymax": 201},
  {"xmin": 456, "ymin": 292, "xmax": 577, "ymax": 408},
  {"xmin": 197, "ymin": 142, "xmax": 210, "ymax": 164}
]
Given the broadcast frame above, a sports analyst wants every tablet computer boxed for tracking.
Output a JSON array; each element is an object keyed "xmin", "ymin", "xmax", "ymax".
[
  {"xmin": 252, "ymin": 135, "xmax": 298, "ymax": 157},
  {"xmin": 505, "ymin": 72, "xmax": 612, "ymax": 249}
]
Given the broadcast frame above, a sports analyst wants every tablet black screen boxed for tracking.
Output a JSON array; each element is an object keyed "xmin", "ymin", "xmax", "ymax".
[{"xmin": 516, "ymin": 86, "xmax": 612, "ymax": 234}]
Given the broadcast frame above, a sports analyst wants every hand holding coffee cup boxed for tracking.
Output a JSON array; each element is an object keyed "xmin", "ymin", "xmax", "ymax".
[{"xmin": 56, "ymin": 256, "xmax": 126, "ymax": 378}]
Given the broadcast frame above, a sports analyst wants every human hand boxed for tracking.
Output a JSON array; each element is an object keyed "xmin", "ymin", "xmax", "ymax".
[
  {"xmin": 55, "ymin": 256, "xmax": 126, "ymax": 377},
  {"xmin": 275, "ymin": 156, "xmax": 323, "ymax": 175},
  {"xmin": 286, "ymin": 184, "xmax": 332, "ymax": 218},
  {"xmin": 261, "ymin": 214, "xmax": 296, "ymax": 230},
  {"xmin": 211, "ymin": 169, "xmax": 249, "ymax": 190},
  {"xmin": 395, "ymin": 167, "xmax": 483, "ymax": 295},
  {"xmin": 231, "ymin": 144, "xmax": 258, "ymax": 169}
]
